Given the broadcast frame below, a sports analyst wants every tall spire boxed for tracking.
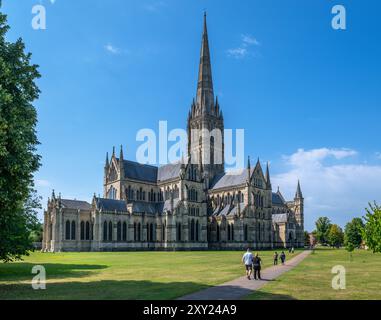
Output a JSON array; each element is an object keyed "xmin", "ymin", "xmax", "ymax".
[
  {"xmin": 295, "ymin": 180, "xmax": 303, "ymax": 199},
  {"xmin": 196, "ymin": 12, "xmax": 214, "ymax": 113},
  {"xmin": 266, "ymin": 162, "xmax": 272, "ymax": 190}
]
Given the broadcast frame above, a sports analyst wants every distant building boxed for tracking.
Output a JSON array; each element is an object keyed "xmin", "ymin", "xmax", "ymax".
[{"xmin": 42, "ymin": 15, "xmax": 304, "ymax": 252}]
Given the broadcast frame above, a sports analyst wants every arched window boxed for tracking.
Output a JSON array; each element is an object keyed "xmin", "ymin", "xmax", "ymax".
[
  {"xmin": 117, "ymin": 221, "xmax": 122, "ymax": 241},
  {"xmin": 103, "ymin": 221, "xmax": 108, "ymax": 241},
  {"xmin": 162, "ymin": 222, "xmax": 165, "ymax": 241},
  {"xmin": 258, "ymin": 222, "xmax": 261, "ymax": 242},
  {"xmin": 122, "ymin": 222, "xmax": 127, "ymax": 241},
  {"xmin": 150, "ymin": 223, "xmax": 154, "ymax": 242},
  {"xmin": 231, "ymin": 224, "xmax": 234, "ymax": 241},
  {"xmin": 108, "ymin": 221, "xmax": 113, "ymax": 241},
  {"xmin": 244, "ymin": 224, "xmax": 248, "ymax": 241},
  {"xmin": 134, "ymin": 222, "xmax": 137, "ymax": 241},
  {"xmin": 137, "ymin": 223, "xmax": 141, "ymax": 241},
  {"xmin": 227, "ymin": 224, "xmax": 231, "ymax": 241},
  {"xmin": 196, "ymin": 220, "xmax": 199, "ymax": 241},
  {"xmin": 177, "ymin": 223, "xmax": 182, "ymax": 241},
  {"xmin": 210, "ymin": 136, "xmax": 215, "ymax": 165},
  {"xmin": 71, "ymin": 221, "xmax": 76, "ymax": 240},
  {"xmin": 85, "ymin": 221, "xmax": 90, "ymax": 240},
  {"xmin": 80, "ymin": 221, "xmax": 85, "ymax": 240},
  {"xmin": 65, "ymin": 220, "xmax": 71, "ymax": 240},
  {"xmin": 216, "ymin": 223, "xmax": 220, "ymax": 242},
  {"xmin": 190, "ymin": 219, "xmax": 195, "ymax": 241}
]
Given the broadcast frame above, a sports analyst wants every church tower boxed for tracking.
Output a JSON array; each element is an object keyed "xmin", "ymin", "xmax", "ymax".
[
  {"xmin": 294, "ymin": 180, "xmax": 304, "ymax": 245},
  {"xmin": 187, "ymin": 13, "xmax": 224, "ymax": 187}
]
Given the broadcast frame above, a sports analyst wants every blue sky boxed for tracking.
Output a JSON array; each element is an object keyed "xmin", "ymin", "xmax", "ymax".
[{"xmin": 2, "ymin": 0, "xmax": 381, "ymax": 231}]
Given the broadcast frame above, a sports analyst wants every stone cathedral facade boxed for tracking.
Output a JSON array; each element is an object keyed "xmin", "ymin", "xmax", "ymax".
[{"xmin": 42, "ymin": 15, "xmax": 304, "ymax": 252}]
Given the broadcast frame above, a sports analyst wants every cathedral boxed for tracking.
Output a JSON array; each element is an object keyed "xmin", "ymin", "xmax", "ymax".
[{"xmin": 42, "ymin": 15, "xmax": 305, "ymax": 252}]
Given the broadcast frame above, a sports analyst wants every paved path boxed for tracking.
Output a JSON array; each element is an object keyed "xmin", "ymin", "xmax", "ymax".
[{"xmin": 178, "ymin": 250, "xmax": 312, "ymax": 300}]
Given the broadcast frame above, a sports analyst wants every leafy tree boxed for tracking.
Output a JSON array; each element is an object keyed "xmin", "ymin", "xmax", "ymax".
[
  {"xmin": 304, "ymin": 231, "xmax": 310, "ymax": 247},
  {"xmin": 0, "ymin": 8, "xmax": 41, "ymax": 262},
  {"xmin": 29, "ymin": 221, "xmax": 43, "ymax": 242},
  {"xmin": 315, "ymin": 217, "xmax": 331, "ymax": 245},
  {"xmin": 344, "ymin": 217, "xmax": 364, "ymax": 249},
  {"xmin": 327, "ymin": 224, "xmax": 344, "ymax": 248},
  {"xmin": 363, "ymin": 202, "xmax": 381, "ymax": 253}
]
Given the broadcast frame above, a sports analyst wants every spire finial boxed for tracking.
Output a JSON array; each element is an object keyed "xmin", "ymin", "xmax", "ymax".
[
  {"xmin": 120, "ymin": 145, "xmax": 124, "ymax": 160},
  {"xmin": 295, "ymin": 180, "xmax": 303, "ymax": 199},
  {"xmin": 266, "ymin": 162, "xmax": 272, "ymax": 189},
  {"xmin": 196, "ymin": 12, "xmax": 214, "ymax": 113}
]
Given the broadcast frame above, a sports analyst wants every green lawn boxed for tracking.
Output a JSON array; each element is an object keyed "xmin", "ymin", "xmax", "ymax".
[
  {"xmin": 0, "ymin": 250, "xmax": 296, "ymax": 300},
  {"xmin": 246, "ymin": 248, "xmax": 381, "ymax": 300}
]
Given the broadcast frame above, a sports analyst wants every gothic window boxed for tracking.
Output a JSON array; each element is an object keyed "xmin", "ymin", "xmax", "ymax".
[
  {"xmin": 134, "ymin": 222, "xmax": 137, "ymax": 241},
  {"xmin": 190, "ymin": 219, "xmax": 195, "ymax": 241},
  {"xmin": 216, "ymin": 223, "xmax": 220, "ymax": 242},
  {"xmin": 103, "ymin": 221, "xmax": 108, "ymax": 241},
  {"xmin": 80, "ymin": 221, "xmax": 85, "ymax": 240},
  {"xmin": 162, "ymin": 222, "xmax": 165, "ymax": 241},
  {"xmin": 71, "ymin": 221, "xmax": 76, "ymax": 240},
  {"xmin": 117, "ymin": 221, "xmax": 122, "ymax": 241},
  {"xmin": 65, "ymin": 220, "xmax": 71, "ymax": 240},
  {"xmin": 85, "ymin": 221, "xmax": 90, "ymax": 240},
  {"xmin": 108, "ymin": 186, "xmax": 117, "ymax": 200},
  {"xmin": 227, "ymin": 224, "xmax": 231, "ymax": 241},
  {"xmin": 196, "ymin": 220, "xmax": 199, "ymax": 241},
  {"xmin": 177, "ymin": 223, "xmax": 182, "ymax": 241},
  {"xmin": 210, "ymin": 136, "xmax": 215, "ymax": 165},
  {"xmin": 108, "ymin": 221, "xmax": 113, "ymax": 241},
  {"xmin": 150, "ymin": 223, "xmax": 154, "ymax": 242},
  {"xmin": 137, "ymin": 223, "xmax": 141, "ymax": 241},
  {"xmin": 231, "ymin": 224, "xmax": 234, "ymax": 241},
  {"xmin": 244, "ymin": 224, "xmax": 248, "ymax": 241},
  {"xmin": 122, "ymin": 222, "xmax": 127, "ymax": 241}
]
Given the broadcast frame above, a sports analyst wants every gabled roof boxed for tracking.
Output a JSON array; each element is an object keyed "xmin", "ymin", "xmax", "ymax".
[
  {"xmin": 60, "ymin": 199, "xmax": 91, "ymax": 211},
  {"xmin": 122, "ymin": 160, "xmax": 158, "ymax": 183},
  {"xmin": 210, "ymin": 169, "xmax": 253, "ymax": 190},
  {"xmin": 157, "ymin": 163, "xmax": 182, "ymax": 182},
  {"xmin": 95, "ymin": 198, "xmax": 128, "ymax": 212},
  {"xmin": 272, "ymin": 192, "xmax": 285, "ymax": 206}
]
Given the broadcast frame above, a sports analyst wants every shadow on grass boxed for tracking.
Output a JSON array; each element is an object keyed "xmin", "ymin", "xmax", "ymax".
[
  {"xmin": 0, "ymin": 279, "xmax": 211, "ymax": 300},
  {"xmin": 0, "ymin": 263, "xmax": 108, "ymax": 281}
]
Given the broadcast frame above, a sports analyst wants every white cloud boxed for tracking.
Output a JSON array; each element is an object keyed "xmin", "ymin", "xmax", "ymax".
[
  {"xmin": 242, "ymin": 34, "xmax": 260, "ymax": 46},
  {"xmin": 273, "ymin": 148, "xmax": 381, "ymax": 231},
  {"xmin": 144, "ymin": 1, "xmax": 167, "ymax": 12},
  {"xmin": 36, "ymin": 179, "xmax": 51, "ymax": 187},
  {"xmin": 227, "ymin": 34, "xmax": 260, "ymax": 59},
  {"xmin": 227, "ymin": 47, "xmax": 248, "ymax": 59},
  {"xmin": 104, "ymin": 44, "xmax": 121, "ymax": 55}
]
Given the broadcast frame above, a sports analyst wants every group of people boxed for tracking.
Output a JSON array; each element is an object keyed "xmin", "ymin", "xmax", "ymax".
[{"xmin": 242, "ymin": 247, "xmax": 294, "ymax": 280}]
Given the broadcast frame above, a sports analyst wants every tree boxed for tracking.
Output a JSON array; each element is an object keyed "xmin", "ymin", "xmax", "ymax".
[
  {"xmin": 315, "ymin": 217, "xmax": 331, "ymax": 245},
  {"xmin": 344, "ymin": 217, "xmax": 364, "ymax": 249},
  {"xmin": 29, "ymin": 221, "xmax": 43, "ymax": 243},
  {"xmin": 327, "ymin": 224, "xmax": 344, "ymax": 248},
  {"xmin": 0, "ymin": 8, "xmax": 41, "ymax": 262},
  {"xmin": 304, "ymin": 231, "xmax": 310, "ymax": 247},
  {"xmin": 363, "ymin": 202, "xmax": 381, "ymax": 253}
]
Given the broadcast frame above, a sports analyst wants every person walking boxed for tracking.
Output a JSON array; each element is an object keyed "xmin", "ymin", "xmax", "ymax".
[
  {"xmin": 280, "ymin": 251, "xmax": 286, "ymax": 265},
  {"xmin": 273, "ymin": 252, "xmax": 279, "ymax": 265},
  {"xmin": 252, "ymin": 253, "xmax": 262, "ymax": 280},
  {"xmin": 242, "ymin": 248, "xmax": 254, "ymax": 280}
]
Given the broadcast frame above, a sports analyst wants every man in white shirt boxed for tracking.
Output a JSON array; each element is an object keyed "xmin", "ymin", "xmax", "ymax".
[{"xmin": 242, "ymin": 248, "xmax": 254, "ymax": 280}]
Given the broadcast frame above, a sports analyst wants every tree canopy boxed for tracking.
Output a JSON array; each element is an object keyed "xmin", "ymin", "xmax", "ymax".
[
  {"xmin": 315, "ymin": 217, "xmax": 332, "ymax": 245},
  {"xmin": 344, "ymin": 217, "xmax": 364, "ymax": 249},
  {"xmin": 363, "ymin": 202, "xmax": 381, "ymax": 253},
  {"xmin": 327, "ymin": 224, "xmax": 344, "ymax": 248},
  {"xmin": 0, "ymin": 8, "xmax": 41, "ymax": 262}
]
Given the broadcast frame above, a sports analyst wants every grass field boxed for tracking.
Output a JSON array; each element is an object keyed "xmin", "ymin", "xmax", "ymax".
[
  {"xmin": 246, "ymin": 248, "xmax": 381, "ymax": 300},
  {"xmin": 0, "ymin": 250, "xmax": 297, "ymax": 300}
]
